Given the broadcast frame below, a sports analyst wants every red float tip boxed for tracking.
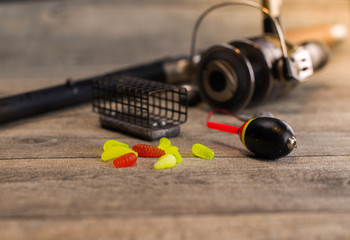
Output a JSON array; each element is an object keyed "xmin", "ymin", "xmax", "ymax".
[{"xmin": 206, "ymin": 109, "xmax": 240, "ymax": 135}]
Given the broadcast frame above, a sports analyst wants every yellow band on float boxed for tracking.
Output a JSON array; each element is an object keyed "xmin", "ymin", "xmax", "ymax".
[{"xmin": 241, "ymin": 118, "xmax": 255, "ymax": 148}]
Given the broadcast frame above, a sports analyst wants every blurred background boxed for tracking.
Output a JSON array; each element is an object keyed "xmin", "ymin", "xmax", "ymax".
[{"xmin": 0, "ymin": 0, "xmax": 349, "ymax": 95}]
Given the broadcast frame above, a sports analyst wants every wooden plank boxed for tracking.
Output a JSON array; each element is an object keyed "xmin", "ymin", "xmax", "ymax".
[
  {"xmin": 1, "ymin": 213, "xmax": 350, "ymax": 240},
  {"xmin": 1, "ymin": 156, "xmax": 350, "ymax": 219}
]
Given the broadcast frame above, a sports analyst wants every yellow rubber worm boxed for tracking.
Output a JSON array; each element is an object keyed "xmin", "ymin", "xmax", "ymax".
[
  {"xmin": 101, "ymin": 146, "xmax": 138, "ymax": 161},
  {"xmin": 154, "ymin": 154, "xmax": 176, "ymax": 170},
  {"xmin": 164, "ymin": 146, "xmax": 182, "ymax": 163},
  {"xmin": 103, "ymin": 139, "xmax": 129, "ymax": 151},
  {"xmin": 157, "ymin": 137, "xmax": 172, "ymax": 150},
  {"xmin": 164, "ymin": 146, "xmax": 178, "ymax": 154},
  {"xmin": 192, "ymin": 143, "xmax": 214, "ymax": 160}
]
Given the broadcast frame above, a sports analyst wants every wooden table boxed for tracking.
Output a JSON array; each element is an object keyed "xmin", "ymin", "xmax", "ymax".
[{"xmin": 1, "ymin": 0, "xmax": 350, "ymax": 239}]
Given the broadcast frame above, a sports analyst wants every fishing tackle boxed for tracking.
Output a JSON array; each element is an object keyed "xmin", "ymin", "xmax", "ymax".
[
  {"xmin": 132, "ymin": 144, "xmax": 166, "ymax": 157},
  {"xmin": 154, "ymin": 154, "xmax": 177, "ymax": 170},
  {"xmin": 157, "ymin": 137, "xmax": 172, "ymax": 150},
  {"xmin": 113, "ymin": 153, "xmax": 138, "ymax": 168},
  {"xmin": 164, "ymin": 146, "xmax": 182, "ymax": 163},
  {"xmin": 103, "ymin": 139, "xmax": 129, "ymax": 151},
  {"xmin": 206, "ymin": 109, "xmax": 297, "ymax": 159},
  {"xmin": 193, "ymin": 1, "xmax": 329, "ymax": 113},
  {"xmin": 192, "ymin": 143, "xmax": 215, "ymax": 159},
  {"xmin": 101, "ymin": 146, "xmax": 138, "ymax": 161}
]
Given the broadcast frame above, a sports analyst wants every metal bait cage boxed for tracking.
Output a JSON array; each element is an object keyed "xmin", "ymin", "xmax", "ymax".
[{"xmin": 92, "ymin": 75, "xmax": 188, "ymax": 140}]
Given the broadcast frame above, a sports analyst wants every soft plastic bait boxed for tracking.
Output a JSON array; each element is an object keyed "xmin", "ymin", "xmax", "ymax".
[
  {"xmin": 101, "ymin": 146, "xmax": 138, "ymax": 161},
  {"xmin": 132, "ymin": 144, "xmax": 165, "ymax": 157},
  {"xmin": 172, "ymin": 151, "xmax": 182, "ymax": 164},
  {"xmin": 164, "ymin": 146, "xmax": 182, "ymax": 163},
  {"xmin": 113, "ymin": 153, "xmax": 137, "ymax": 168},
  {"xmin": 103, "ymin": 139, "xmax": 129, "ymax": 151},
  {"xmin": 154, "ymin": 154, "xmax": 176, "ymax": 170},
  {"xmin": 164, "ymin": 146, "xmax": 179, "ymax": 154},
  {"xmin": 157, "ymin": 137, "xmax": 172, "ymax": 150},
  {"xmin": 192, "ymin": 143, "xmax": 215, "ymax": 159}
]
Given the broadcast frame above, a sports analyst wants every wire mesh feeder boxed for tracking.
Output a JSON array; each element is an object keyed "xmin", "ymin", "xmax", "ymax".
[{"xmin": 92, "ymin": 75, "xmax": 188, "ymax": 140}]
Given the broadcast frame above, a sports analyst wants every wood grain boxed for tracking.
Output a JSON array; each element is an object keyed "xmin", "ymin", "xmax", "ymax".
[
  {"xmin": 1, "ymin": 213, "xmax": 350, "ymax": 240},
  {"xmin": 1, "ymin": 155, "xmax": 350, "ymax": 218}
]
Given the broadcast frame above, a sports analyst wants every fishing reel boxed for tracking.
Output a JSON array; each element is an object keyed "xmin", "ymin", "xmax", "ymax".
[{"xmin": 193, "ymin": 1, "xmax": 329, "ymax": 112}]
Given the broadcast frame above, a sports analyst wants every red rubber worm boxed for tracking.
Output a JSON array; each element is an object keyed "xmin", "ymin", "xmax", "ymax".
[
  {"xmin": 113, "ymin": 153, "xmax": 137, "ymax": 168},
  {"xmin": 132, "ymin": 144, "xmax": 165, "ymax": 157}
]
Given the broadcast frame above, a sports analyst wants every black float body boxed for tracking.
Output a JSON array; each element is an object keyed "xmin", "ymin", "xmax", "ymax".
[{"xmin": 242, "ymin": 117, "xmax": 296, "ymax": 159}]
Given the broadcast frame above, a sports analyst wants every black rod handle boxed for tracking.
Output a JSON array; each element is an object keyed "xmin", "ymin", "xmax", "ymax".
[
  {"xmin": 0, "ymin": 79, "xmax": 92, "ymax": 124},
  {"xmin": 0, "ymin": 57, "xmax": 172, "ymax": 124}
]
